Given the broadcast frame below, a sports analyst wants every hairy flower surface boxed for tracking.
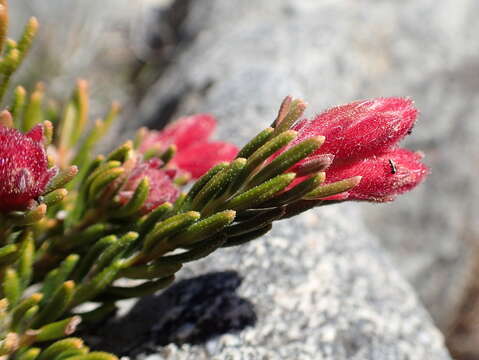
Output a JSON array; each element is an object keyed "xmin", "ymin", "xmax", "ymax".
[
  {"xmin": 325, "ymin": 148, "xmax": 428, "ymax": 201},
  {"xmin": 140, "ymin": 114, "xmax": 238, "ymax": 178},
  {"xmin": 0, "ymin": 125, "xmax": 55, "ymax": 212},
  {"xmin": 280, "ymin": 97, "xmax": 427, "ymax": 201},
  {"xmin": 118, "ymin": 158, "xmax": 180, "ymax": 214},
  {"xmin": 292, "ymin": 97, "xmax": 417, "ymax": 164}
]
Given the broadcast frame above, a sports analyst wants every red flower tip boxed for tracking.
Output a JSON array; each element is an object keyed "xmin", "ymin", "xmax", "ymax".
[
  {"xmin": 118, "ymin": 158, "xmax": 180, "ymax": 214},
  {"xmin": 0, "ymin": 126, "xmax": 54, "ymax": 212},
  {"xmin": 292, "ymin": 97, "xmax": 417, "ymax": 164},
  {"xmin": 140, "ymin": 114, "xmax": 216, "ymax": 153},
  {"xmin": 172, "ymin": 142, "xmax": 239, "ymax": 179},
  {"xmin": 326, "ymin": 148, "xmax": 429, "ymax": 202},
  {"xmin": 140, "ymin": 114, "xmax": 238, "ymax": 179}
]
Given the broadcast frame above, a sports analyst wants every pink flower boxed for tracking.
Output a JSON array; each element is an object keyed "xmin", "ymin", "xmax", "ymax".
[
  {"xmin": 0, "ymin": 125, "xmax": 56, "ymax": 212},
  {"xmin": 325, "ymin": 148, "xmax": 428, "ymax": 202},
  {"xmin": 292, "ymin": 97, "xmax": 416, "ymax": 165},
  {"xmin": 140, "ymin": 114, "xmax": 238, "ymax": 179},
  {"xmin": 279, "ymin": 97, "xmax": 428, "ymax": 201},
  {"xmin": 118, "ymin": 158, "xmax": 180, "ymax": 214}
]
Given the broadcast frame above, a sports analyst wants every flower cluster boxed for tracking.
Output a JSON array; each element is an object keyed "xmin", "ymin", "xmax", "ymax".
[{"xmin": 280, "ymin": 97, "xmax": 428, "ymax": 202}]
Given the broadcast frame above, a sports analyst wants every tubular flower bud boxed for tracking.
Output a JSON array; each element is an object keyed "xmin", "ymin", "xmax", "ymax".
[
  {"xmin": 118, "ymin": 158, "xmax": 179, "ymax": 214},
  {"xmin": 140, "ymin": 114, "xmax": 238, "ymax": 179},
  {"xmin": 324, "ymin": 149, "xmax": 428, "ymax": 202},
  {"xmin": 291, "ymin": 97, "xmax": 417, "ymax": 164},
  {"xmin": 0, "ymin": 125, "xmax": 56, "ymax": 212}
]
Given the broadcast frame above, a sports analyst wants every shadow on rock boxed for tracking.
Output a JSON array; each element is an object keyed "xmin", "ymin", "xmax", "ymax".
[{"xmin": 90, "ymin": 271, "xmax": 257, "ymax": 356}]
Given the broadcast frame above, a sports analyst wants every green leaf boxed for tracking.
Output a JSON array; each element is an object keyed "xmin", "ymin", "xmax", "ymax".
[
  {"xmin": 33, "ymin": 281, "xmax": 75, "ymax": 327},
  {"xmin": 41, "ymin": 254, "xmax": 79, "ymax": 303},
  {"xmin": 225, "ymin": 207, "xmax": 284, "ymax": 236},
  {"xmin": 224, "ymin": 173, "xmax": 295, "ymax": 211},
  {"xmin": 3, "ymin": 267, "xmax": 21, "ymax": 307},
  {"xmin": 247, "ymin": 136, "xmax": 324, "ymax": 187},
  {"xmin": 142, "ymin": 211, "xmax": 200, "ymax": 252},
  {"xmin": 11, "ymin": 86, "xmax": 26, "ymax": 128},
  {"xmin": 38, "ymin": 338, "xmax": 86, "ymax": 360},
  {"xmin": 71, "ymin": 261, "xmax": 122, "ymax": 306},
  {"xmin": 236, "ymin": 127, "xmax": 274, "ymax": 159},
  {"xmin": 0, "ymin": 244, "xmax": 18, "ymax": 265},
  {"xmin": 259, "ymin": 173, "xmax": 325, "ymax": 208},
  {"xmin": 15, "ymin": 347, "xmax": 41, "ymax": 360},
  {"xmin": 303, "ymin": 176, "xmax": 362, "ymax": 200},
  {"xmin": 222, "ymin": 224, "xmax": 272, "ymax": 248},
  {"xmin": 106, "ymin": 141, "xmax": 133, "ymax": 162},
  {"xmin": 158, "ymin": 234, "xmax": 226, "ymax": 264},
  {"xmin": 66, "ymin": 352, "xmax": 118, "ymax": 360},
  {"xmin": 74, "ymin": 236, "xmax": 117, "ymax": 282},
  {"xmin": 35, "ymin": 316, "xmax": 82, "ymax": 342},
  {"xmin": 18, "ymin": 230, "xmax": 35, "ymax": 289},
  {"xmin": 272, "ymin": 98, "xmax": 307, "ymax": 135},
  {"xmin": 191, "ymin": 159, "xmax": 246, "ymax": 211},
  {"xmin": 120, "ymin": 262, "xmax": 182, "ymax": 280},
  {"xmin": 169, "ymin": 210, "xmax": 235, "ymax": 247},
  {"xmin": 110, "ymin": 178, "xmax": 149, "ymax": 218},
  {"xmin": 230, "ymin": 130, "xmax": 297, "ymax": 193},
  {"xmin": 22, "ymin": 86, "xmax": 43, "ymax": 132},
  {"xmin": 88, "ymin": 167, "xmax": 125, "ymax": 201},
  {"xmin": 11, "ymin": 293, "xmax": 43, "ymax": 332},
  {"xmin": 138, "ymin": 202, "xmax": 173, "ymax": 235},
  {"xmin": 41, "ymin": 188, "xmax": 68, "ymax": 207},
  {"xmin": 44, "ymin": 166, "xmax": 78, "ymax": 193},
  {"xmin": 179, "ymin": 162, "xmax": 229, "ymax": 212},
  {"xmin": 103, "ymin": 276, "xmax": 175, "ymax": 299}
]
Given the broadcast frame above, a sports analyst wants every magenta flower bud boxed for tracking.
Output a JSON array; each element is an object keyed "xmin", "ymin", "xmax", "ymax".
[
  {"xmin": 292, "ymin": 97, "xmax": 417, "ymax": 164},
  {"xmin": 0, "ymin": 125, "xmax": 56, "ymax": 212},
  {"xmin": 118, "ymin": 158, "xmax": 180, "ymax": 214},
  {"xmin": 172, "ymin": 141, "xmax": 239, "ymax": 179},
  {"xmin": 325, "ymin": 148, "xmax": 428, "ymax": 202},
  {"xmin": 140, "ymin": 114, "xmax": 238, "ymax": 179}
]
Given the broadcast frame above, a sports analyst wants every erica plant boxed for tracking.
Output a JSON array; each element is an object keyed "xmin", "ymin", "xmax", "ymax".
[{"xmin": 0, "ymin": 2, "xmax": 428, "ymax": 359}]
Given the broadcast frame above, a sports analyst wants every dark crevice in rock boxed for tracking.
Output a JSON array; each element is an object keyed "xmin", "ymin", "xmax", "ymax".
[{"xmin": 129, "ymin": 0, "xmax": 195, "ymax": 122}]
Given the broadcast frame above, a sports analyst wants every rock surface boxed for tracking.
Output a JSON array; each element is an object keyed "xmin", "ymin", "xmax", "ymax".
[
  {"xmin": 111, "ymin": 1, "xmax": 452, "ymax": 359},
  {"xmin": 138, "ymin": 0, "xmax": 479, "ymax": 331}
]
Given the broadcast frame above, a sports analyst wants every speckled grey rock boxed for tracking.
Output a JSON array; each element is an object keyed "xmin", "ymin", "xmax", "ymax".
[
  {"xmin": 127, "ymin": 1, "xmax": 452, "ymax": 359},
  {"xmin": 138, "ymin": 0, "xmax": 479, "ymax": 331}
]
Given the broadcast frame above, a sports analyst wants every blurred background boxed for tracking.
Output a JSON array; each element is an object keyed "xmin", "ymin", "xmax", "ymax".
[{"xmin": 8, "ymin": 0, "xmax": 479, "ymax": 358}]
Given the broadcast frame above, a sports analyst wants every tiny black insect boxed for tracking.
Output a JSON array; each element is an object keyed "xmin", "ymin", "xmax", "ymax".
[
  {"xmin": 407, "ymin": 124, "xmax": 415, "ymax": 135},
  {"xmin": 388, "ymin": 159, "xmax": 397, "ymax": 174}
]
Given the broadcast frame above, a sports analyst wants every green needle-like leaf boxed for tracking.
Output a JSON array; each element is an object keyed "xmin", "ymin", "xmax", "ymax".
[
  {"xmin": 304, "ymin": 176, "xmax": 362, "ymax": 200},
  {"xmin": 104, "ymin": 276, "xmax": 175, "ymax": 299},
  {"xmin": 18, "ymin": 230, "xmax": 34, "ymax": 289},
  {"xmin": 33, "ymin": 281, "xmax": 75, "ymax": 327},
  {"xmin": 169, "ymin": 210, "xmax": 235, "ymax": 247},
  {"xmin": 35, "ymin": 316, "xmax": 82, "ymax": 342},
  {"xmin": 142, "ymin": 211, "xmax": 200, "ymax": 252},
  {"xmin": 44, "ymin": 166, "xmax": 78, "ymax": 193},
  {"xmin": 222, "ymin": 224, "xmax": 273, "ymax": 248},
  {"xmin": 191, "ymin": 159, "xmax": 246, "ymax": 211},
  {"xmin": 11, "ymin": 293, "xmax": 43, "ymax": 331},
  {"xmin": 71, "ymin": 261, "xmax": 122, "ymax": 307},
  {"xmin": 138, "ymin": 202, "xmax": 173, "ymax": 235},
  {"xmin": 224, "ymin": 173, "xmax": 295, "ymax": 211},
  {"xmin": 15, "ymin": 347, "xmax": 41, "ymax": 360},
  {"xmin": 0, "ymin": 244, "xmax": 18, "ymax": 265},
  {"xmin": 225, "ymin": 207, "xmax": 285, "ymax": 237},
  {"xmin": 110, "ymin": 178, "xmax": 149, "ymax": 218},
  {"xmin": 120, "ymin": 262, "xmax": 182, "ymax": 280},
  {"xmin": 37, "ymin": 338, "xmax": 84, "ymax": 360},
  {"xmin": 236, "ymin": 127, "xmax": 274, "ymax": 159},
  {"xmin": 40, "ymin": 254, "xmax": 79, "ymax": 303},
  {"xmin": 158, "ymin": 234, "xmax": 226, "ymax": 264},
  {"xmin": 3, "ymin": 267, "xmax": 20, "ymax": 307},
  {"xmin": 248, "ymin": 136, "xmax": 324, "ymax": 187}
]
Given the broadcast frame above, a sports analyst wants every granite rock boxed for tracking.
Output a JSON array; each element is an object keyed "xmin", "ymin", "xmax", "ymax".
[
  {"xmin": 138, "ymin": 0, "xmax": 479, "ymax": 331},
  {"xmin": 119, "ymin": 1, "xmax": 453, "ymax": 358}
]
